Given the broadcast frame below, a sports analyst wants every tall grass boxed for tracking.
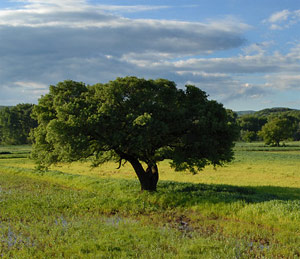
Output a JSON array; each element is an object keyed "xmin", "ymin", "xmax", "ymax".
[{"xmin": 0, "ymin": 142, "xmax": 299, "ymax": 258}]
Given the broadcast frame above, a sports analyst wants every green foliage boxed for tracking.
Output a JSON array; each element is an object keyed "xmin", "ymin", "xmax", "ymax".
[
  {"xmin": 225, "ymin": 109, "xmax": 240, "ymax": 138},
  {"xmin": 237, "ymin": 108, "xmax": 300, "ymax": 143},
  {"xmin": 236, "ymin": 110, "xmax": 255, "ymax": 116},
  {"xmin": 294, "ymin": 122, "xmax": 300, "ymax": 141},
  {"xmin": 254, "ymin": 107, "xmax": 299, "ymax": 118},
  {"xmin": 258, "ymin": 117, "xmax": 297, "ymax": 146},
  {"xmin": 0, "ymin": 105, "xmax": 13, "ymax": 110},
  {"xmin": 0, "ymin": 104, "xmax": 37, "ymax": 145},
  {"xmin": 0, "ymin": 143, "xmax": 300, "ymax": 258},
  {"xmin": 238, "ymin": 115, "xmax": 266, "ymax": 132},
  {"xmin": 240, "ymin": 130, "xmax": 257, "ymax": 142},
  {"xmin": 237, "ymin": 115, "xmax": 267, "ymax": 142},
  {"xmin": 31, "ymin": 78, "xmax": 238, "ymax": 189}
]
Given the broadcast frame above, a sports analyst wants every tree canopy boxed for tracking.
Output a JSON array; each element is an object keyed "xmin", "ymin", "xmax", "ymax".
[
  {"xmin": 238, "ymin": 115, "xmax": 267, "ymax": 142},
  {"xmin": 258, "ymin": 116, "xmax": 297, "ymax": 146},
  {"xmin": 0, "ymin": 103, "xmax": 37, "ymax": 145},
  {"xmin": 237, "ymin": 108, "xmax": 300, "ymax": 143},
  {"xmin": 31, "ymin": 77, "xmax": 238, "ymax": 191}
]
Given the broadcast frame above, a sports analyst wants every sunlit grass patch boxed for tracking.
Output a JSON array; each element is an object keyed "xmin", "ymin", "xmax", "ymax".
[
  {"xmin": 0, "ymin": 142, "xmax": 300, "ymax": 257},
  {"xmin": 1, "ymin": 168, "xmax": 299, "ymax": 257},
  {"xmin": 0, "ymin": 172, "xmax": 259, "ymax": 258},
  {"xmin": 1, "ymin": 142, "xmax": 300, "ymax": 188}
]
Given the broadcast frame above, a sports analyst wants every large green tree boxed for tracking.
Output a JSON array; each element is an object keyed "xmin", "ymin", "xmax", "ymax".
[
  {"xmin": 31, "ymin": 77, "xmax": 238, "ymax": 191},
  {"xmin": 0, "ymin": 103, "xmax": 37, "ymax": 145},
  {"xmin": 258, "ymin": 116, "xmax": 297, "ymax": 146}
]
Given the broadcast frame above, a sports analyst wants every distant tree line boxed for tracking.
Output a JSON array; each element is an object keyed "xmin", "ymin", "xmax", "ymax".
[
  {"xmin": 237, "ymin": 108, "xmax": 300, "ymax": 146},
  {"xmin": 0, "ymin": 101, "xmax": 299, "ymax": 148},
  {"xmin": 0, "ymin": 104, "xmax": 37, "ymax": 145}
]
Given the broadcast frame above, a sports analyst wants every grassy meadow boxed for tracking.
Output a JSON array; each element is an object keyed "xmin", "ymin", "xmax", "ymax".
[{"xmin": 0, "ymin": 142, "xmax": 300, "ymax": 258}]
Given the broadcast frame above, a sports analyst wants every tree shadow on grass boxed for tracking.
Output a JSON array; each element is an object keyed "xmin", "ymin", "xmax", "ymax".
[
  {"xmin": 8, "ymin": 166, "xmax": 297, "ymax": 210},
  {"xmin": 155, "ymin": 180, "xmax": 300, "ymax": 208}
]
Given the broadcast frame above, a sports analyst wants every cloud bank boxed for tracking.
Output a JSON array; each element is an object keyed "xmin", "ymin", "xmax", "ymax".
[{"xmin": 0, "ymin": 1, "xmax": 300, "ymax": 110}]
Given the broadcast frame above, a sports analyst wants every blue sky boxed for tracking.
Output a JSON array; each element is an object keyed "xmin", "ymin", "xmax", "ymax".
[{"xmin": 0, "ymin": 0, "xmax": 300, "ymax": 111}]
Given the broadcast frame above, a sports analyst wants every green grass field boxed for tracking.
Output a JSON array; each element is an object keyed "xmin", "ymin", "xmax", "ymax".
[{"xmin": 0, "ymin": 142, "xmax": 300, "ymax": 258}]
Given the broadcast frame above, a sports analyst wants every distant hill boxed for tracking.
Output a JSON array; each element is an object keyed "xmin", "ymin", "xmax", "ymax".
[
  {"xmin": 236, "ymin": 110, "xmax": 256, "ymax": 116},
  {"xmin": 237, "ymin": 107, "xmax": 300, "ymax": 118},
  {"xmin": 0, "ymin": 106, "xmax": 12, "ymax": 110},
  {"xmin": 254, "ymin": 107, "xmax": 299, "ymax": 117}
]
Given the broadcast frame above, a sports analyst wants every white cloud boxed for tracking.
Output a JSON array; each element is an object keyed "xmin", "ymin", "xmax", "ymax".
[
  {"xmin": 287, "ymin": 42, "xmax": 300, "ymax": 59},
  {"xmin": 265, "ymin": 74, "xmax": 300, "ymax": 90},
  {"xmin": 264, "ymin": 9, "xmax": 300, "ymax": 30},
  {"xmin": 0, "ymin": 0, "xmax": 249, "ymax": 103},
  {"xmin": 268, "ymin": 9, "xmax": 290, "ymax": 23},
  {"xmin": 242, "ymin": 41, "xmax": 274, "ymax": 56},
  {"xmin": 117, "ymin": 43, "xmax": 300, "ymax": 103},
  {"xmin": 87, "ymin": 4, "xmax": 170, "ymax": 13},
  {"xmin": 0, "ymin": 0, "xmax": 299, "ymax": 108},
  {"xmin": 0, "ymin": 1, "xmax": 248, "ymax": 53},
  {"xmin": 169, "ymin": 51, "xmax": 300, "ymax": 74},
  {"xmin": 13, "ymin": 0, "xmax": 169, "ymax": 12}
]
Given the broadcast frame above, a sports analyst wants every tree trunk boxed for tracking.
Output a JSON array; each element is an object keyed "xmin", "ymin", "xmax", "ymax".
[
  {"xmin": 143, "ymin": 164, "xmax": 159, "ymax": 191},
  {"xmin": 117, "ymin": 152, "xmax": 159, "ymax": 191},
  {"xmin": 130, "ymin": 160, "xmax": 158, "ymax": 191}
]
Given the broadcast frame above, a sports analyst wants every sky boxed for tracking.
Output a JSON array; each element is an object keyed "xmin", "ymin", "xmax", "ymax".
[{"xmin": 0, "ymin": 0, "xmax": 300, "ymax": 111}]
